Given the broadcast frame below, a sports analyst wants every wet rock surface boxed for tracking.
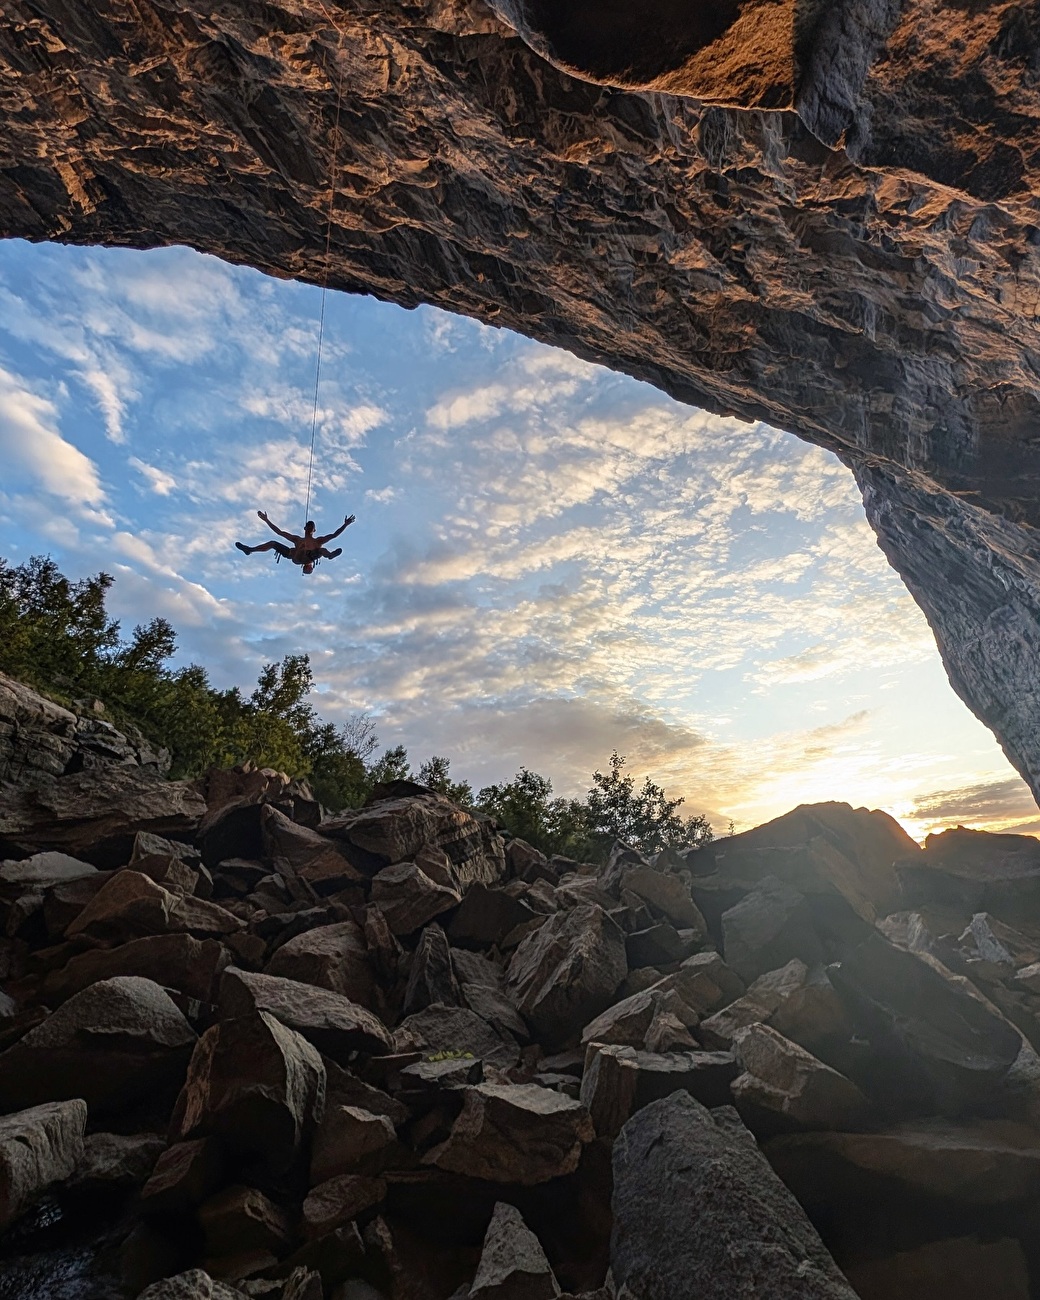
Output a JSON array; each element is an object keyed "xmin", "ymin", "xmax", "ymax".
[{"xmin": 3, "ymin": 738, "xmax": 1040, "ymax": 1295}]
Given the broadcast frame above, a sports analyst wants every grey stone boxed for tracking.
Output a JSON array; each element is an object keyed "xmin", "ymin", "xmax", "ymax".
[
  {"xmin": 138, "ymin": 1271, "xmax": 248, "ymax": 1299},
  {"xmin": 0, "ymin": 851, "xmax": 97, "ymax": 887},
  {"xmin": 370, "ymin": 861, "xmax": 461, "ymax": 936},
  {"xmin": 310, "ymin": 1106, "xmax": 396, "ymax": 1185},
  {"xmin": 403, "ymin": 924, "xmax": 462, "ymax": 1015},
  {"xmin": 721, "ymin": 877, "xmax": 823, "ymax": 984},
  {"xmin": 0, "ymin": 1099, "xmax": 86, "ymax": 1228},
  {"xmin": 470, "ymin": 1201, "xmax": 560, "ymax": 1299},
  {"xmin": 731, "ymin": 1024, "xmax": 872, "ymax": 1134},
  {"xmin": 68, "ymin": 1130, "xmax": 166, "ymax": 1189},
  {"xmin": 267, "ymin": 920, "xmax": 378, "ymax": 1009},
  {"xmin": 611, "ymin": 1093, "xmax": 858, "ymax": 1299},
  {"xmin": 398, "ymin": 1003, "xmax": 519, "ymax": 1069}
]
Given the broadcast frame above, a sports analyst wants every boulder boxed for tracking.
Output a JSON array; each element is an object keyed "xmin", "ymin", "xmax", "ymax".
[
  {"xmin": 65, "ymin": 869, "xmax": 244, "ymax": 943},
  {"xmin": 0, "ymin": 764, "xmax": 205, "ymax": 864},
  {"xmin": 320, "ymin": 790, "xmax": 505, "ymax": 886},
  {"xmin": 506, "ymin": 839, "xmax": 557, "ymax": 885},
  {"xmin": 310, "ymin": 1105, "xmax": 397, "ymax": 1184},
  {"xmin": 766, "ymin": 1118, "xmax": 1040, "ymax": 1206},
  {"xmin": 625, "ymin": 923, "xmax": 691, "ymax": 969},
  {"xmin": 0, "ymin": 1098, "xmax": 86, "ymax": 1228},
  {"xmin": 700, "ymin": 960, "xmax": 852, "ymax": 1059},
  {"xmin": 580, "ymin": 985, "xmax": 698, "ymax": 1050},
  {"xmin": 842, "ymin": 1235, "xmax": 1030, "ymax": 1300},
  {"xmin": 67, "ymin": 1130, "xmax": 166, "ymax": 1189},
  {"xmin": 731, "ymin": 1024, "xmax": 872, "ymax": 1134},
  {"xmin": 581, "ymin": 1043, "xmax": 739, "ymax": 1138},
  {"xmin": 448, "ymin": 884, "xmax": 538, "ymax": 949},
  {"xmin": 370, "ymin": 861, "xmax": 461, "ymax": 936},
  {"xmin": 196, "ymin": 765, "xmax": 318, "ymax": 866},
  {"xmin": 218, "ymin": 968, "xmax": 393, "ymax": 1060},
  {"xmin": 611, "ymin": 1093, "xmax": 858, "ymax": 1299},
  {"xmin": 172, "ymin": 1011, "xmax": 325, "ymax": 1174},
  {"xmin": 827, "ymin": 933, "xmax": 1022, "ymax": 1115},
  {"xmin": 470, "ymin": 1201, "xmax": 561, "ymax": 1299},
  {"xmin": 42, "ymin": 933, "xmax": 229, "ymax": 1006},
  {"xmin": 506, "ymin": 904, "xmax": 627, "ymax": 1046},
  {"xmin": 898, "ymin": 827, "xmax": 1040, "ymax": 926},
  {"xmin": 138, "ymin": 1270, "xmax": 248, "ymax": 1299},
  {"xmin": 721, "ymin": 877, "xmax": 824, "ymax": 984},
  {"xmin": 619, "ymin": 866, "xmax": 707, "ymax": 937},
  {"xmin": 398, "ymin": 1003, "xmax": 520, "ymax": 1069},
  {"xmin": 261, "ymin": 804, "xmax": 365, "ymax": 895},
  {"xmin": 199, "ymin": 1183, "xmax": 293, "ymax": 1258},
  {"xmin": 140, "ymin": 1136, "xmax": 226, "ymax": 1213},
  {"xmin": 426, "ymin": 1082, "xmax": 594, "ymax": 1184},
  {"xmin": 0, "ymin": 975, "xmax": 196, "ymax": 1114},
  {"xmin": 403, "ymin": 924, "xmax": 462, "ymax": 1015},
  {"xmin": 266, "ymin": 921, "xmax": 377, "ymax": 1009},
  {"xmin": 0, "ymin": 850, "xmax": 97, "ymax": 887},
  {"xmin": 460, "ymin": 984, "xmax": 531, "ymax": 1044},
  {"xmin": 302, "ymin": 1173, "xmax": 387, "ymax": 1239}
]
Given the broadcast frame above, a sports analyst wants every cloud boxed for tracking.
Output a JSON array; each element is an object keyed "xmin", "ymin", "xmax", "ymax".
[
  {"xmin": 906, "ymin": 777, "xmax": 1039, "ymax": 827},
  {"xmin": 0, "ymin": 365, "xmax": 107, "ymax": 508},
  {"xmin": 130, "ymin": 457, "xmax": 177, "ymax": 496}
]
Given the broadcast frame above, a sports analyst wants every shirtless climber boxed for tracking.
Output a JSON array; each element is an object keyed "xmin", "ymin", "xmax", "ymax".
[{"xmin": 236, "ymin": 511, "xmax": 355, "ymax": 574}]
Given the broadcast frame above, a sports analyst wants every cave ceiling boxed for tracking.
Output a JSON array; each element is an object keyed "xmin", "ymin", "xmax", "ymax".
[{"xmin": 4, "ymin": 0, "xmax": 1040, "ymax": 805}]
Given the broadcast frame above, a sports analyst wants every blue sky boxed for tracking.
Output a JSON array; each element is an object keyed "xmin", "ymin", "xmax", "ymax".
[{"xmin": 0, "ymin": 237, "xmax": 1036, "ymax": 837}]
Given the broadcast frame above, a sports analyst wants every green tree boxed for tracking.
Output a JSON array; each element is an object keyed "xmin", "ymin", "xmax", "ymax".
[
  {"xmin": 586, "ymin": 751, "xmax": 712, "ymax": 855},
  {"xmin": 417, "ymin": 755, "xmax": 474, "ymax": 806},
  {"xmin": 476, "ymin": 767, "xmax": 593, "ymax": 859}
]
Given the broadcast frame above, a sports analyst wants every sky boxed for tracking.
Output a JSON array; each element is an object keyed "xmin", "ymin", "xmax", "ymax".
[{"xmin": 0, "ymin": 237, "xmax": 1037, "ymax": 840}]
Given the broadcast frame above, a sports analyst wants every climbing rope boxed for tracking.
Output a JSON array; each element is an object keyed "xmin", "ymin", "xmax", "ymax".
[{"xmin": 303, "ymin": 15, "xmax": 346, "ymax": 529}]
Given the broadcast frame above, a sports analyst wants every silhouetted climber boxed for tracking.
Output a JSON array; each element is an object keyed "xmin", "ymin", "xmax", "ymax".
[{"xmin": 236, "ymin": 511, "xmax": 355, "ymax": 574}]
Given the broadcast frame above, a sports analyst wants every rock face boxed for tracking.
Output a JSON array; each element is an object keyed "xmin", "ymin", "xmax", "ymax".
[
  {"xmin": 0, "ymin": 1099, "xmax": 86, "ymax": 1228},
  {"xmin": 6, "ymin": 7, "xmax": 1040, "ymax": 800},
  {"xmin": 611, "ymin": 1093, "xmax": 858, "ymax": 1299},
  {"xmin": 470, "ymin": 1201, "xmax": 561, "ymax": 1300}
]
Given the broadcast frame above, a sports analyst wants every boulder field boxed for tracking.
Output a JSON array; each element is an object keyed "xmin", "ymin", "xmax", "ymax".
[{"xmin": 3, "ymin": 686, "xmax": 1040, "ymax": 1296}]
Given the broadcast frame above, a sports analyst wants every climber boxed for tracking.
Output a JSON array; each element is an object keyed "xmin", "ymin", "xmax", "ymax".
[{"xmin": 236, "ymin": 511, "xmax": 355, "ymax": 574}]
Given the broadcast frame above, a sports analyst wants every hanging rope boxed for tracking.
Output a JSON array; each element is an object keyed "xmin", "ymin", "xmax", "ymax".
[{"xmin": 303, "ymin": 20, "xmax": 346, "ymax": 529}]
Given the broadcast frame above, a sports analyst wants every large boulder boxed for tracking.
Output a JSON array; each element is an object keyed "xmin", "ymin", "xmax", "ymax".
[
  {"xmin": 731, "ymin": 1024, "xmax": 872, "ymax": 1135},
  {"xmin": 506, "ymin": 904, "xmax": 627, "ymax": 1046},
  {"xmin": 397, "ymin": 1003, "xmax": 520, "ymax": 1069},
  {"xmin": 0, "ymin": 764, "xmax": 204, "ymax": 864},
  {"xmin": 581, "ymin": 1043, "xmax": 739, "ymax": 1138},
  {"xmin": 0, "ymin": 976, "xmax": 196, "ymax": 1114},
  {"xmin": 261, "ymin": 804, "xmax": 365, "ymax": 895},
  {"xmin": 137, "ymin": 1271, "xmax": 248, "ymax": 1299},
  {"xmin": 67, "ymin": 1130, "xmax": 166, "ymax": 1190},
  {"xmin": 319, "ymin": 788, "xmax": 505, "ymax": 886},
  {"xmin": 720, "ymin": 877, "xmax": 824, "ymax": 984},
  {"xmin": 171, "ymin": 1011, "xmax": 325, "ymax": 1175},
  {"xmin": 370, "ymin": 861, "xmax": 461, "ymax": 936},
  {"xmin": 402, "ymin": 924, "xmax": 462, "ymax": 1015},
  {"xmin": 611, "ymin": 1093, "xmax": 858, "ymax": 1299},
  {"xmin": 426, "ymin": 1082, "xmax": 594, "ymax": 1184},
  {"xmin": 700, "ymin": 959, "xmax": 851, "ymax": 1060},
  {"xmin": 266, "ymin": 920, "xmax": 378, "ymax": 1008},
  {"xmin": 704, "ymin": 802, "xmax": 916, "ymax": 921},
  {"xmin": 310, "ymin": 1105, "xmax": 397, "ymax": 1184},
  {"xmin": 898, "ymin": 827, "xmax": 1040, "ymax": 927},
  {"xmin": 619, "ymin": 865, "xmax": 707, "ymax": 939},
  {"xmin": 196, "ymin": 764, "xmax": 319, "ymax": 866},
  {"xmin": 0, "ymin": 850, "xmax": 97, "ymax": 888},
  {"xmin": 64, "ymin": 869, "xmax": 243, "ymax": 943},
  {"xmin": 42, "ymin": 933, "xmax": 230, "ymax": 1006},
  {"xmin": 842, "ymin": 1235, "xmax": 1030, "ymax": 1300},
  {"xmin": 470, "ymin": 1201, "xmax": 561, "ymax": 1300},
  {"xmin": 218, "ymin": 967, "xmax": 393, "ymax": 1060},
  {"xmin": 580, "ymin": 984, "xmax": 699, "ymax": 1051},
  {"xmin": 827, "ymin": 933, "xmax": 1022, "ymax": 1116},
  {"xmin": 0, "ymin": 1099, "xmax": 86, "ymax": 1227}
]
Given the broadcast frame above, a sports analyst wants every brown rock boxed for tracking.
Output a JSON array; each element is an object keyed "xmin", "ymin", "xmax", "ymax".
[
  {"xmin": 699, "ymin": 959, "xmax": 850, "ymax": 1057},
  {"xmin": 0, "ymin": 975, "xmax": 196, "ymax": 1114},
  {"xmin": 370, "ymin": 861, "xmax": 461, "ymax": 936},
  {"xmin": 261, "ymin": 805, "xmax": 365, "ymax": 896},
  {"xmin": 139, "ymin": 1137, "xmax": 225, "ymax": 1213},
  {"xmin": 721, "ymin": 877, "xmax": 824, "ymax": 984},
  {"xmin": 506, "ymin": 840, "xmax": 557, "ymax": 885},
  {"xmin": 218, "ymin": 967, "xmax": 392, "ymax": 1060},
  {"xmin": 0, "ymin": 850, "xmax": 97, "ymax": 888},
  {"xmin": 402, "ymin": 924, "xmax": 462, "ymax": 1015},
  {"xmin": 0, "ymin": 1099, "xmax": 86, "ymax": 1228},
  {"xmin": 581, "ymin": 1043, "xmax": 739, "ymax": 1138},
  {"xmin": 310, "ymin": 1106, "xmax": 396, "ymax": 1185},
  {"xmin": 65, "ymin": 869, "xmax": 244, "ymax": 942},
  {"xmin": 397, "ymin": 1003, "xmax": 519, "ymax": 1069},
  {"xmin": 731, "ymin": 1024, "xmax": 872, "ymax": 1135},
  {"xmin": 172, "ymin": 1012, "xmax": 325, "ymax": 1174},
  {"xmin": 843, "ymin": 1236, "xmax": 1029, "ymax": 1300},
  {"xmin": 42, "ymin": 933, "xmax": 230, "ymax": 1006},
  {"xmin": 448, "ymin": 884, "xmax": 538, "ymax": 949},
  {"xmin": 199, "ymin": 1184, "xmax": 293, "ymax": 1259},
  {"xmin": 580, "ymin": 985, "xmax": 698, "ymax": 1050},
  {"xmin": 267, "ymin": 921, "xmax": 377, "ymax": 1008},
  {"xmin": 506, "ymin": 904, "xmax": 627, "ymax": 1046},
  {"xmin": 620, "ymin": 866, "xmax": 707, "ymax": 936},
  {"xmin": 426, "ymin": 1082, "xmax": 593, "ymax": 1184},
  {"xmin": 302, "ymin": 1173, "xmax": 387, "ymax": 1239},
  {"xmin": 321, "ymin": 792, "xmax": 505, "ymax": 886}
]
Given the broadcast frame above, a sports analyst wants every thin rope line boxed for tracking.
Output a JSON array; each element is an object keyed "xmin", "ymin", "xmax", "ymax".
[{"xmin": 304, "ymin": 19, "xmax": 345, "ymax": 529}]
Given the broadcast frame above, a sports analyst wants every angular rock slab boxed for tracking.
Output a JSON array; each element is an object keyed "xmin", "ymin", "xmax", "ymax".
[
  {"xmin": 266, "ymin": 920, "xmax": 377, "ymax": 1009},
  {"xmin": 68, "ymin": 1130, "xmax": 166, "ymax": 1190},
  {"xmin": 471, "ymin": 1201, "xmax": 561, "ymax": 1300},
  {"xmin": 611, "ymin": 1094, "xmax": 858, "ymax": 1299},
  {"xmin": 731, "ymin": 1023, "xmax": 872, "ymax": 1134},
  {"xmin": 172, "ymin": 1010, "xmax": 325, "ymax": 1175},
  {"xmin": 827, "ymin": 933, "xmax": 1022, "ymax": 1116},
  {"xmin": 218, "ymin": 967, "xmax": 392, "ymax": 1060},
  {"xmin": 398, "ymin": 1003, "xmax": 520, "ymax": 1069},
  {"xmin": 721, "ymin": 877, "xmax": 824, "ymax": 984},
  {"xmin": 0, "ymin": 1098, "xmax": 86, "ymax": 1228},
  {"xmin": 403, "ymin": 923, "xmax": 462, "ymax": 1015},
  {"xmin": 42, "ymin": 932, "xmax": 229, "ymax": 1006},
  {"xmin": 507, "ymin": 904, "xmax": 627, "ymax": 1046},
  {"xmin": 427, "ymin": 1082, "xmax": 594, "ymax": 1185},
  {"xmin": 137, "ymin": 1271, "xmax": 248, "ymax": 1299},
  {"xmin": 0, "ymin": 975, "xmax": 196, "ymax": 1114},
  {"xmin": 581, "ymin": 1044, "xmax": 738, "ymax": 1139},
  {"xmin": 370, "ymin": 861, "xmax": 461, "ymax": 936},
  {"xmin": 310, "ymin": 1104, "xmax": 397, "ymax": 1185}
]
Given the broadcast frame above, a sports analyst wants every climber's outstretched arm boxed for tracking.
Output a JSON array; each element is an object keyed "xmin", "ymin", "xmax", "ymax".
[
  {"xmin": 318, "ymin": 514, "xmax": 355, "ymax": 545},
  {"xmin": 258, "ymin": 510, "xmax": 297, "ymax": 542}
]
